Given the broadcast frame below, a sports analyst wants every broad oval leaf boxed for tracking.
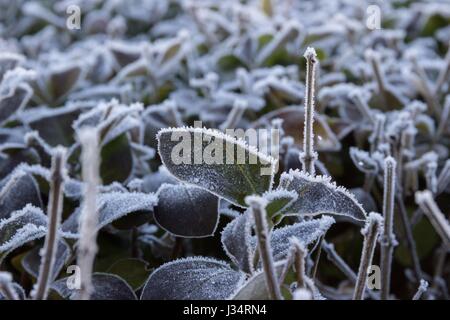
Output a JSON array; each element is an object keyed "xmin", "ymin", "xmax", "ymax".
[
  {"xmin": 61, "ymin": 192, "xmax": 158, "ymax": 236},
  {"xmin": 0, "ymin": 84, "xmax": 32, "ymax": 124},
  {"xmin": 263, "ymin": 189, "xmax": 298, "ymax": 220},
  {"xmin": 0, "ymin": 169, "xmax": 42, "ymax": 220},
  {"xmin": 155, "ymin": 183, "xmax": 219, "ymax": 238},
  {"xmin": 0, "ymin": 205, "xmax": 47, "ymax": 264},
  {"xmin": 52, "ymin": 273, "xmax": 137, "ymax": 300},
  {"xmin": 140, "ymin": 257, "xmax": 245, "ymax": 300},
  {"xmin": 22, "ymin": 240, "xmax": 71, "ymax": 280},
  {"xmin": 279, "ymin": 169, "xmax": 367, "ymax": 221},
  {"xmin": 157, "ymin": 127, "xmax": 277, "ymax": 207}
]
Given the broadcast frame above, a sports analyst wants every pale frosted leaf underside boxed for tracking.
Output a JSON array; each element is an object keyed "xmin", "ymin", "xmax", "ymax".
[{"xmin": 280, "ymin": 169, "xmax": 367, "ymax": 221}]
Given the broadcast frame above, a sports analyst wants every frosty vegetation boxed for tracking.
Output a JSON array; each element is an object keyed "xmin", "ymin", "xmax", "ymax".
[{"xmin": 0, "ymin": 0, "xmax": 449, "ymax": 301}]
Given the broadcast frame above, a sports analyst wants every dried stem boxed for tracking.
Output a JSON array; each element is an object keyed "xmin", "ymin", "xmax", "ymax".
[
  {"xmin": 412, "ymin": 279, "xmax": 429, "ymax": 300},
  {"xmin": 33, "ymin": 147, "xmax": 66, "ymax": 300},
  {"xmin": 353, "ymin": 213, "xmax": 382, "ymax": 300},
  {"xmin": 415, "ymin": 190, "xmax": 450, "ymax": 245},
  {"xmin": 434, "ymin": 42, "xmax": 450, "ymax": 96},
  {"xmin": 300, "ymin": 47, "xmax": 318, "ymax": 175},
  {"xmin": 380, "ymin": 157, "xmax": 397, "ymax": 300},
  {"xmin": 246, "ymin": 196, "xmax": 282, "ymax": 300},
  {"xmin": 0, "ymin": 272, "xmax": 19, "ymax": 300},
  {"xmin": 75, "ymin": 128, "xmax": 101, "ymax": 300}
]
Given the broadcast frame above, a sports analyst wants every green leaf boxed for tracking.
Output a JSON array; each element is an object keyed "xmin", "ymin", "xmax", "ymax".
[
  {"xmin": 157, "ymin": 127, "xmax": 277, "ymax": 207},
  {"xmin": 101, "ymin": 133, "xmax": 133, "ymax": 184}
]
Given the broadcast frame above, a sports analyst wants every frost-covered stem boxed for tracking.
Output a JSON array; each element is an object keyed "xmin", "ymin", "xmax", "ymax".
[
  {"xmin": 396, "ymin": 195, "xmax": 423, "ymax": 281},
  {"xmin": 349, "ymin": 90, "xmax": 374, "ymax": 124},
  {"xmin": 432, "ymin": 245, "xmax": 447, "ymax": 292},
  {"xmin": 366, "ymin": 50, "xmax": 387, "ymax": 107},
  {"xmin": 425, "ymin": 162, "xmax": 438, "ymax": 195},
  {"xmin": 33, "ymin": 147, "xmax": 66, "ymax": 300},
  {"xmin": 220, "ymin": 100, "xmax": 247, "ymax": 131},
  {"xmin": 434, "ymin": 43, "xmax": 450, "ymax": 96},
  {"xmin": 411, "ymin": 57, "xmax": 439, "ymax": 116},
  {"xmin": 322, "ymin": 243, "xmax": 379, "ymax": 300},
  {"xmin": 290, "ymin": 238, "xmax": 307, "ymax": 288},
  {"xmin": 75, "ymin": 128, "xmax": 101, "ymax": 300},
  {"xmin": 0, "ymin": 272, "xmax": 19, "ymax": 300},
  {"xmin": 437, "ymin": 159, "xmax": 450, "ymax": 195},
  {"xmin": 380, "ymin": 157, "xmax": 397, "ymax": 300},
  {"xmin": 369, "ymin": 113, "xmax": 386, "ymax": 154},
  {"xmin": 435, "ymin": 96, "xmax": 450, "ymax": 140},
  {"xmin": 310, "ymin": 235, "xmax": 323, "ymax": 280},
  {"xmin": 412, "ymin": 280, "xmax": 428, "ymax": 300},
  {"xmin": 300, "ymin": 47, "xmax": 318, "ymax": 175},
  {"xmin": 353, "ymin": 213, "xmax": 382, "ymax": 300},
  {"xmin": 399, "ymin": 124, "xmax": 417, "ymax": 188},
  {"xmin": 415, "ymin": 190, "xmax": 450, "ymax": 245},
  {"xmin": 246, "ymin": 196, "xmax": 282, "ymax": 300}
]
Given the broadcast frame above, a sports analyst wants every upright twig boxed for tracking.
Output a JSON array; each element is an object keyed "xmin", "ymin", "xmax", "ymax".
[
  {"xmin": 75, "ymin": 127, "xmax": 101, "ymax": 300},
  {"xmin": 415, "ymin": 190, "xmax": 450, "ymax": 245},
  {"xmin": 290, "ymin": 237, "xmax": 307, "ymax": 289},
  {"xmin": 0, "ymin": 272, "xmax": 19, "ymax": 300},
  {"xmin": 380, "ymin": 157, "xmax": 397, "ymax": 300},
  {"xmin": 246, "ymin": 196, "xmax": 282, "ymax": 300},
  {"xmin": 353, "ymin": 213, "xmax": 382, "ymax": 300},
  {"xmin": 33, "ymin": 147, "xmax": 66, "ymax": 300},
  {"xmin": 300, "ymin": 47, "xmax": 318, "ymax": 175},
  {"xmin": 412, "ymin": 279, "xmax": 429, "ymax": 300}
]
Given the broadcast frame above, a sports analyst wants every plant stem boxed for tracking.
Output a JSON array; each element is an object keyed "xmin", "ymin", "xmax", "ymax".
[
  {"xmin": 415, "ymin": 190, "xmax": 450, "ymax": 245},
  {"xmin": 75, "ymin": 128, "xmax": 101, "ymax": 300},
  {"xmin": 33, "ymin": 147, "xmax": 66, "ymax": 300},
  {"xmin": 300, "ymin": 47, "xmax": 318, "ymax": 175},
  {"xmin": 380, "ymin": 157, "xmax": 397, "ymax": 300},
  {"xmin": 353, "ymin": 213, "xmax": 382, "ymax": 300},
  {"xmin": 246, "ymin": 196, "xmax": 282, "ymax": 300},
  {"xmin": 396, "ymin": 196, "xmax": 423, "ymax": 281},
  {"xmin": 412, "ymin": 279, "xmax": 429, "ymax": 300},
  {"xmin": 290, "ymin": 237, "xmax": 307, "ymax": 289}
]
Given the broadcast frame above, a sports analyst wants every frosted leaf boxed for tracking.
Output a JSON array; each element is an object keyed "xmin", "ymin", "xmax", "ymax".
[
  {"xmin": 31, "ymin": 63, "xmax": 82, "ymax": 104},
  {"xmin": 140, "ymin": 257, "xmax": 245, "ymax": 300},
  {"xmin": 221, "ymin": 210, "xmax": 253, "ymax": 273},
  {"xmin": 155, "ymin": 183, "xmax": 219, "ymax": 238},
  {"xmin": 0, "ymin": 53, "xmax": 24, "ymax": 80},
  {"xmin": 231, "ymin": 261, "xmax": 285, "ymax": 300},
  {"xmin": 61, "ymin": 192, "xmax": 158, "ymax": 236},
  {"xmin": 22, "ymin": 240, "xmax": 70, "ymax": 281},
  {"xmin": 349, "ymin": 147, "xmax": 379, "ymax": 174},
  {"xmin": 0, "ymin": 205, "xmax": 47, "ymax": 264},
  {"xmin": 262, "ymin": 189, "xmax": 298, "ymax": 220},
  {"xmin": 252, "ymin": 106, "xmax": 341, "ymax": 151},
  {"xmin": 141, "ymin": 166, "xmax": 179, "ymax": 193},
  {"xmin": 0, "ymin": 82, "xmax": 32, "ymax": 124},
  {"xmin": 157, "ymin": 127, "xmax": 277, "ymax": 207},
  {"xmin": 0, "ymin": 169, "xmax": 43, "ymax": 220},
  {"xmin": 279, "ymin": 169, "xmax": 367, "ymax": 221},
  {"xmin": 258, "ymin": 216, "xmax": 335, "ymax": 262},
  {"xmin": 52, "ymin": 273, "xmax": 137, "ymax": 300}
]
